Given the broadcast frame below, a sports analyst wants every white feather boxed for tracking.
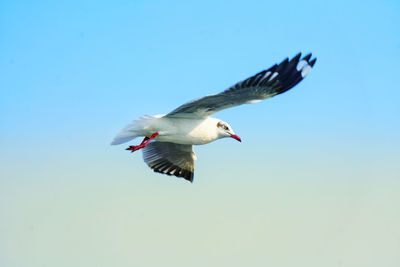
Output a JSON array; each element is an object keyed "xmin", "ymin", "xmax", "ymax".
[
  {"xmin": 268, "ymin": 72, "xmax": 279, "ymax": 81},
  {"xmin": 296, "ymin": 60, "xmax": 308, "ymax": 71},
  {"xmin": 301, "ymin": 65, "xmax": 312, "ymax": 77},
  {"xmin": 110, "ymin": 115, "xmax": 163, "ymax": 145},
  {"xmin": 246, "ymin": 99, "xmax": 262, "ymax": 104}
]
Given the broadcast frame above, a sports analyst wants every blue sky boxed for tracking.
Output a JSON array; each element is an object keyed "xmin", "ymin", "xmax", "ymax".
[{"xmin": 1, "ymin": 1, "xmax": 399, "ymax": 266}]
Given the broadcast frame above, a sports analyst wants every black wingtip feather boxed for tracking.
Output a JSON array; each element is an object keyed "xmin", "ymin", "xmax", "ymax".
[
  {"xmin": 150, "ymin": 159, "xmax": 194, "ymax": 183},
  {"xmin": 309, "ymin": 58, "xmax": 317, "ymax": 67},
  {"xmin": 276, "ymin": 58, "xmax": 289, "ymax": 73},
  {"xmin": 281, "ymin": 57, "xmax": 289, "ymax": 64},
  {"xmin": 152, "ymin": 167, "xmax": 194, "ymax": 183},
  {"xmin": 293, "ymin": 52, "xmax": 302, "ymax": 62},
  {"xmin": 302, "ymin": 53, "xmax": 312, "ymax": 61},
  {"xmin": 236, "ymin": 52, "xmax": 316, "ymax": 97}
]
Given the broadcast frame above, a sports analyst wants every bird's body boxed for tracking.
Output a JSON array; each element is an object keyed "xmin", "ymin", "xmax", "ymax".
[
  {"xmin": 112, "ymin": 115, "xmax": 228, "ymax": 145},
  {"xmin": 112, "ymin": 53, "xmax": 317, "ymax": 182},
  {"xmin": 128, "ymin": 116, "xmax": 225, "ymax": 145}
]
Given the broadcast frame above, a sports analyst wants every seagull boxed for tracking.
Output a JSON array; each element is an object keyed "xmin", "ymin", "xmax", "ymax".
[{"xmin": 111, "ymin": 53, "xmax": 316, "ymax": 182}]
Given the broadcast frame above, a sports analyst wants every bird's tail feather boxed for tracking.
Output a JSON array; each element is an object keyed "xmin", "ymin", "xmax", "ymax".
[{"xmin": 110, "ymin": 115, "xmax": 159, "ymax": 145}]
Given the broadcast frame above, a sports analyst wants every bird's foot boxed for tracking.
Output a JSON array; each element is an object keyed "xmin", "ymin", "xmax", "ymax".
[
  {"xmin": 125, "ymin": 132, "xmax": 159, "ymax": 153},
  {"xmin": 126, "ymin": 145, "xmax": 144, "ymax": 153}
]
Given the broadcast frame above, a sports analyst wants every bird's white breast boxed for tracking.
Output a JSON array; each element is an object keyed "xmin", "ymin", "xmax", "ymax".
[{"xmin": 150, "ymin": 116, "xmax": 221, "ymax": 145}]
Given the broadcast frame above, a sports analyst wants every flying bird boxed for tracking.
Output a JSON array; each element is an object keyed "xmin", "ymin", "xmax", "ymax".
[{"xmin": 111, "ymin": 53, "xmax": 316, "ymax": 182}]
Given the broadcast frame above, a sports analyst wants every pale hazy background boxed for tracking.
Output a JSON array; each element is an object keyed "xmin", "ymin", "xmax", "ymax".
[{"xmin": 1, "ymin": 0, "xmax": 399, "ymax": 266}]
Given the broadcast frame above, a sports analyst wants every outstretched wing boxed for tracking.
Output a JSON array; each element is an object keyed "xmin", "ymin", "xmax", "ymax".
[
  {"xmin": 166, "ymin": 53, "xmax": 316, "ymax": 118},
  {"xmin": 142, "ymin": 141, "xmax": 196, "ymax": 182}
]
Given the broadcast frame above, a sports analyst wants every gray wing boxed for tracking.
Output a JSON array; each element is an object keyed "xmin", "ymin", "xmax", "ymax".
[
  {"xmin": 166, "ymin": 53, "xmax": 316, "ymax": 118},
  {"xmin": 142, "ymin": 141, "xmax": 196, "ymax": 182}
]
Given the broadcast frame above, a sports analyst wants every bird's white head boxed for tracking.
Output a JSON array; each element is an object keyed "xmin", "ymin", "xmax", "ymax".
[{"xmin": 216, "ymin": 120, "xmax": 241, "ymax": 142}]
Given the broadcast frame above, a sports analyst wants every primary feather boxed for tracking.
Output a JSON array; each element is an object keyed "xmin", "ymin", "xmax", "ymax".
[{"xmin": 166, "ymin": 53, "xmax": 316, "ymax": 118}]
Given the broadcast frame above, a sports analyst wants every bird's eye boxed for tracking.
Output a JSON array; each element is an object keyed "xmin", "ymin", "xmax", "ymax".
[{"xmin": 224, "ymin": 126, "xmax": 228, "ymax": 130}]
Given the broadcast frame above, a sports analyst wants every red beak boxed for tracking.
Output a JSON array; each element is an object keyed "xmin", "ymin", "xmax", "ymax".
[{"xmin": 229, "ymin": 134, "xmax": 241, "ymax": 142}]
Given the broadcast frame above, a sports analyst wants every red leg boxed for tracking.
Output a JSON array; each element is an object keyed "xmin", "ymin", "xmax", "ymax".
[
  {"xmin": 140, "ymin": 137, "xmax": 149, "ymax": 145},
  {"xmin": 126, "ymin": 132, "xmax": 159, "ymax": 153}
]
